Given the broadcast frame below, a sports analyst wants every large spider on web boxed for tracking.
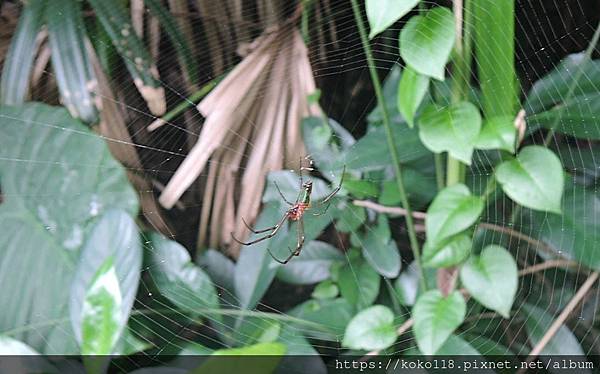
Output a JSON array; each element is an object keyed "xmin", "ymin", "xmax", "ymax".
[{"xmin": 231, "ymin": 158, "xmax": 345, "ymax": 264}]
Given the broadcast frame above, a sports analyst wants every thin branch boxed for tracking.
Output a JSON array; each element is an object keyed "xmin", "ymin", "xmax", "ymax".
[{"xmin": 519, "ymin": 271, "xmax": 599, "ymax": 371}]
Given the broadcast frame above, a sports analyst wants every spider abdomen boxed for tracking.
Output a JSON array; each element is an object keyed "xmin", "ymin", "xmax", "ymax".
[{"xmin": 288, "ymin": 203, "xmax": 309, "ymax": 221}]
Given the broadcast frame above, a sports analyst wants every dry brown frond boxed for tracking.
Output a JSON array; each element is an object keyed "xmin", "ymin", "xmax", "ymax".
[{"xmin": 158, "ymin": 25, "xmax": 319, "ymax": 258}]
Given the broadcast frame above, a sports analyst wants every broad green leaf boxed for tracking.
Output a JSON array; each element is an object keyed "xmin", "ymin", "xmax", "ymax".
[
  {"xmin": 527, "ymin": 92, "xmax": 600, "ymax": 139},
  {"xmin": 147, "ymin": 233, "xmax": 219, "ymax": 316},
  {"xmin": 367, "ymin": 64, "xmax": 406, "ymax": 125},
  {"xmin": 398, "ymin": 66, "xmax": 430, "ymax": 127},
  {"xmin": 399, "ymin": 7, "xmax": 455, "ymax": 80},
  {"xmin": 88, "ymin": 0, "xmax": 166, "ymax": 115},
  {"xmin": 302, "ymin": 117, "xmax": 355, "ymax": 177},
  {"xmin": 361, "ymin": 217, "xmax": 401, "ymax": 278},
  {"xmin": 192, "ymin": 343, "xmax": 286, "ymax": 374},
  {"xmin": 288, "ymin": 298, "xmax": 354, "ymax": 340},
  {"xmin": 343, "ymin": 305, "xmax": 397, "ymax": 350},
  {"xmin": 342, "ymin": 179, "xmax": 379, "ymax": 199},
  {"xmin": 278, "ymin": 328, "xmax": 327, "ymax": 373},
  {"xmin": 276, "ymin": 241, "xmax": 344, "ymax": 285},
  {"xmin": 234, "ymin": 318, "xmax": 282, "ymax": 346},
  {"xmin": 495, "ymin": 146, "xmax": 564, "ymax": 213},
  {"xmin": 525, "ymin": 53, "xmax": 600, "ymax": 115},
  {"xmin": 473, "ymin": 0, "xmax": 517, "ymax": 117},
  {"xmin": 422, "ymin": 233, "xmax": 471, "ymax": 268},
  {"xmin": 522, "ymin": 304, "xmax": 584, "ymax": 355},
  {"xmin": 557, "ymin": 143, "xmax": 600, "ymax": 186},
  {"xmin": 380, "ymin": 167, "xmax": 437, "ymax": 210},
  {"xmin": 475, "ymin": 116, "xmax": 516, "ymax": 153},
  {"xmin": 346, "ymin": 124, "xmax": 430, "ymax": 171},
  {"xmin": 366, "ymin": 0, "xmax": 420, "ymax": 39},
  {"xmin": 527, "ymin": 185, "xmax": 600, "ymax": 269},
  {"xmin": 412, "ymin": 290, "xmax": 466, "ymax": 355},
  {"xmin": 460, "ymin": 245, "xmax": 517, "ymax": 318},
  {"xmin": 0, "ymin": 336, "xmax": 41, "ymax": 355},
  {"xmin": 197, "ymin": 248, "xmax": 235, "ymax": 291},
  {"xmin": 463, "ymin": 334, "xmax": 513, "ymax": 355},
  {"xmin": 394, "ymin": 262, "xmax": 437, "ymax": 306},
  {"xmin": 46, "ymin": 0, "xmax": 99, "ymax": 123},
  {"xmin": 0, "ymin": 0, "xmax": 45, "ymax": 105},
  {"xmin": 81, "ymin": 257, "xmax": 123, "ymax": 355},
  {"xmin": 0, "ymin": 104, "xmax": 138, "ymax": 353},
  {"xmin": 425, "ymin": 184, "xmax": 484, "ymax": 246},
  {"xmin": 336, "ymin": 203, "xmax": 366, "ymax": 233},
  {"xmin": 435, "ymin": 335, "xmax": 481, "ymax": 355},
  {"xmin": 418, "ymin": 102, "xmax": 482, "ymax": 164},
  {"xmin": 69, "ymin": 210, "xmax": 141, "ymax": 345},
  {"xmin": 338, "ymin": 258, "xmax": 381, "ymax": 309},
  {"xmin": 312, "ymin": 280, "xmax": 339, "ymax": 299}
]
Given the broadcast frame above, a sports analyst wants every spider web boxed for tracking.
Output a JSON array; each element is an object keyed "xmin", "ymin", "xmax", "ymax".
[{"xmin": 0, "ymin": 0, "xmax": 599, "ymax": 371}]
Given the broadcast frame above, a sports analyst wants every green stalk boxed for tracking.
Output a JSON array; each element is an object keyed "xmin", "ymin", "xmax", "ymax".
[
  {"xmin": 434, "ymin": 153, "xmax": 445, "ymax": 191},
  {"xmin": 447, "ymin": 0, "xmax": 473, "ymax": 186},
  {"xmin": 350, "ymin": 0, "xmax": 424, "ymax": 289}
]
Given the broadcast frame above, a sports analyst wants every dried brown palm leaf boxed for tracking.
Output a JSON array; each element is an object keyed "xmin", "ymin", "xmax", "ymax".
[{"xmin": 159, "ymin": 25, "xmax": 319, "ymax": 259}]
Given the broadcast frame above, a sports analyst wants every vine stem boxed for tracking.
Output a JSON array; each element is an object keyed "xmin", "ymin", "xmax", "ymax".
[{"xmin": 349, "ymin": 0, "xmax": 424, "ymax": 290}]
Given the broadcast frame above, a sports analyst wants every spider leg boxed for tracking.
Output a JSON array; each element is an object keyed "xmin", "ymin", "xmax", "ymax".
[
  {"xmin": 312, "ymin": 202, "xmax": 331, "ymax": 216},
  {"xmin": 231, "ymin": 212, "xmax": 288, "ymax": 246},
  {"xmin": 273, "ymin": 181, "xmax": 294, "ymax": 206},
  {"xmin": 241, "ymin": 217, "xmax": 278, "ymax": 234},
  {"xmin": 320, "ymin": 165, "xmax": 346, "ymax": 204},
  {"xmin": 267, "ymin": 218, "xmax": 305, "ymax": 264}
]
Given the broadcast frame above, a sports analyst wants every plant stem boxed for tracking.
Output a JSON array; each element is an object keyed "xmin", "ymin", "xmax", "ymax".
[
  {"xmin": 434, "ymin": 153, "xmax": 445, "ymax": 190},
  {"xmin": 446, "ymin": 0, "xmax": 473, "ymax": 186},
  {"xmin": 349, "ymin": 0, "xmax": 424, "ymax": 289}
]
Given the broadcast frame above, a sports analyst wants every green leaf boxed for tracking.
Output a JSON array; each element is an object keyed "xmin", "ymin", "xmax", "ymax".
[
  {"xmin": 525, "ymin": 53, "xmax": 600, "ymax": 115},
  {"xmin": 0, "ymin": 104, "xmax": 138, "ymax": 353},
  {"xmin": 366, "ymin": 0, "xmax": 420, "ymax": 39},
  {"xmin": 342, "ymin": 305, "xmax": 397, "ymax": 350},
  {"xmin": 235, "ymin": 318, "xmax": 282, "ymax": 346},
  {"xmin": 379, "ymin": 168, "xmax": 437, "ymax": 210},
  {"xmin": 276, "ymin": 241, "xmax": 344, "ymax": 285},
  {"xmin": 0, "ymin": 0, "xmax": 45, "ymax": 105},
  {"xmin": 336, "ymin": 202, "xmax": 366, "ymax": 232},
  {"xmin": 343, "ymin": 179, "xmax": 379, "ymax": 199},
  {"xmin": 346, "ymin": 124, "xmax": 430, "ymax": 171},
  {"xmin": 0, "ymin": 336, "xmax": 41, "ymax": 355},
  {"xmin": 399, "ymin": 7, "xmax": 455, "ymax": 80},
  {"xmin": 197, "ymin": 249, "xmax": 235, "ymax": 291},
  {"xmin": 192, "ymin": 343, "xmax": 286, "ymax": 374},
  {"xmin": 473, "ymin": 0, "xmax": 517, "ymax": 117},
  {"xmin": 69, "ymin": 210, "xmax": 141, "ymax": 348},
  {"xmin": 302, "ymin": 117, "xmax": 355, "ymax": 176},
  {"xmin": 338, "ymin": 258, "xmax": 381, "ymax": 310},
  {"xmin": 522, "ymin": 304, "xmax": 584, "ymax": 355},
  {"xmin": 412, "ymin": 290, "xmax": 466, "ymax": 355},
  {"xmin": 394, "ymin": 261, "xmax": 437, "ymax": 306},
  {"xmin": 288, "ymin": 298, "xmax": 354, "ymax": 340},
  {"xmin": 361, "ymin": 216, "xmax": 401, "ymax": 278},
  {"xmin": 422, "ymin": 233, "xmax": 471, "ymax": 268},
  {"xmin": 435, "ymin": 335, "xmax": 481, "ymax": 355},
  {"xmin": 312, "ymin": 280, "xmax": 339, "ymax": 300},
  {"xmin": 144, "ymin": 0, "xmax": 198, "ymax": 84},
  {"xmin": 367, "ymin": 65, "xmax": 406, "ymax": 125},
  {"xmin": 46, "ymin": 0, "xmax": 99, "ymax": 123},
  {"xmin": 527, "ymin": 93, "xmax": 600, "ymax": 139},
  {"xmin": 425, "ymin": 184, "xmax": 484, "ymax": 246},
  {"xmin": 475, "ymin": 116, "xmax": 516, "ymax": 153},
  {"xmin": 88, "ymin": 0, "xmax": 165, "ymax": 115},
  {"xmin": 397, "ymin": 66, "xmax": 430, "ymax": 127},
  {"xmin": 526, "ymin": 185, "xmax": 600, "ymax": 270},
  {"xmin": 460, "ymin": 245, "xmax": 517, "ymax": 318},
  {"xmin": 81, "ymin": 257, "xmax": 123, "ymax": 355},
  {"xmin": 495, "ymin": 146, "xmax": 564, "ymax": 213},
  {"xmin": 418, "ymin": 102, "xmax": 482, "ymax": 164},
  {"xmin": 147, "ymin": 233, "xmax": 219, "ymax": 316}
]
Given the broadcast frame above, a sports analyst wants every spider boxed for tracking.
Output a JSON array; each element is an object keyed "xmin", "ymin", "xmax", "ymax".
[{"xmin": 231, "ymin": 163, "xmax": 345, "ymax": 264}]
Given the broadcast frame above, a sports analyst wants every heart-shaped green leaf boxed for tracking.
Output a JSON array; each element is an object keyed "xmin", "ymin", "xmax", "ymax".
[
  {"xmin": 398, "ymin": 66, "xmax": 430, "ymax": 128},
  {"xmin": 495, "ymin": 146, "xmax": 564, "ymax": 213},
  {"xmin": 400, "ymin": 7, "xmax": 455, "ymax": 80},
  {"xmin": 81, "ymin": 257, "xmax": 123, "ymax": 355},
  {"xmin": 460, "ymin": 245, "xmax": 517, "ymax": 318},
  {"xmin": 338, "ymin": 257, "xmax": 381, "ymax": 310},
  {"xmin": 367, "ymin": 0, "xmax": 420, "ymax": 39},
  {"xmin": 361, "ymin": 216, "xmax": 401, "ymax": 278},
  {"xmin": 343, "ymin": 305, "xmax": 397, "ymax": 350},
  {"xmin": 426, "ymin": 184, "xmax": 484, "ymax": 246},
  {"xmin": 422, "ymin": 233, "xmax": 471, "ymax": 268},
  {"xmin": 475, "ymin": 116, "xmax": 516, "ymax": 153},
  {"xmin": 418, "ymin": 102, "xmax": 482, "ymax": 164},
  {"xmin": 413, "ymin": 290, "xmax": 466, "ymax": 355},
  {"xmin": 276, "ymin": 240, "xmax": 344, "ymax": 285}
]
